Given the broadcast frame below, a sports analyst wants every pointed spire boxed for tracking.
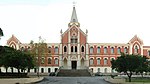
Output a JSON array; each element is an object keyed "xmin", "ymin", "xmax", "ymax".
[{"xmin": 70, "ymin": 6, "xmax": 78, "ymax": 23}]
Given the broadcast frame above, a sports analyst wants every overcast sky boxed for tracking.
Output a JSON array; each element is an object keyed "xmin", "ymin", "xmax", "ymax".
[{"xmin": 0, "ymin": 0, "xmax": 150, "ymax": 46}]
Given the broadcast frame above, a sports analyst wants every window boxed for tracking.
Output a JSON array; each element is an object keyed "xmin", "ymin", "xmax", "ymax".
[
  {"xmin": 21, "ymin": 47, "xmax": 24, "ymax": 51},
  {"xmin": 55, "ymin": 58, "xmax": 58, "ymax": 65},
  {"xmin": 64, "ymin": 46, "xmax": 67, "ymax": 52},
  {"xmin": 41, "ymin": 58, "xmax": 45, "ymax": 64},
  {"xmin": 41, "ymin": 68, "xmax": 44, "ymax": 73},
  {"xmin": 71, "ymin": 38, "xmax": 77, "ymax": 43},
  {"xmin": 28, "ymin": 46, "xmax": 30, "ymax": 49},
  {"xmin": 98, "ymin": 68, "xmax": 100, "ymax": 72},
  {"xmin": 75, "ymin": 46, "xmax": 77, "ymax": 52},
  {"xmin": 118, "ymin": 47, "xmax": 121, "ymax": 54},
  {"xmin": 71, "ymin": 46, "xmax": 74, "ymax": 52},
  {"xmin": 48, "ymin": 47, "xmax": 51, "ymax": 53},
  {"xmin": 104, "ymin": 47, "xmax": 107, "ymax": 54},
  {"xmin": 111, "ymin": 58, "xmax": 115, "ymax": 61},
  {"xmin": 55, "ymin": 47, "xmax": 58, "ymax": 54},
  {"xmin": 124, "ymin": 47, "xmax": 128, "ymax": 53},
  {"xmin": 55, "ymin": 68, "xmax": 58, "ymax": 72},
  {"xmin": 111, "ymin": 47, "xmax": 114, "ymax": 54},
  {"xmin": 148, "ymin": 51, "xmax": 150, "ymax": 56},
  {"xmin": 90, "ymin": 47, "xmax": 93, "ymax": 54},
  {"xmin": 81, "ymin": 46, "xmax": 84, "ymax": 52},
  {"xmin": 34, "ymin": 68, "xmax": 37, "ymax": 73},
  {"xmin": 134, "ymin": 45, "xmax": 138, "ymax": 53},
  {"xmin": 90, "ymin": 58, "xmax": 94, "ymax": 65},
  {"xmin": 97, "ymin": 47, "xmax": 100, "ymax": 54},
  {"xmin": 48, "ymin": 58, "xmax": 51, "ymax": 64},
  {"xmin": 97, "ymin": 58, "xmax": 101, "ymax": 65},
  {"xmin": 48, "ymin": 68, "xmax": 51, "ymax": 73},
  {"xmin": 104, "ymin": 68, "xmax": 107, "ymax": 73},
  {"xmin": 28, "ymin": 68, "xmax": 30, "ymax": 72},
  {"xmin": 104, "ymin": 58, "xmax": 108, "ymax": 65}
]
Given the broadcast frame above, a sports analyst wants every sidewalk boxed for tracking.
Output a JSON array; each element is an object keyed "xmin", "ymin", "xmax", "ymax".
[
  {"xmin": 104, "ymin": 77, "xmax": 150, "ymax": 84},
  {"xmin": 0, "ymin": 77, "xmax": 44, "ymax": 84}
]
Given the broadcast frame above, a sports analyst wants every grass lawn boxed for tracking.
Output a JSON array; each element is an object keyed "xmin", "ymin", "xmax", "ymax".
[{"xmin": 126, "ymin": 77, "xmax": 150, "ymax": 82}]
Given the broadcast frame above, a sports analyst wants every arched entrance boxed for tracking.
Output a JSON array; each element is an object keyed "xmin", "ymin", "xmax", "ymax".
[
  {"xmin": 81, "ymin": 58, "xmax": 84, "ymax": 69},
  {"xmin": 71, "ymin": 61, "xmax": 77, "ymax": 69},
  {"xmin": 63, "ymin": 58, "xmax": 67, "ymax": 69}
]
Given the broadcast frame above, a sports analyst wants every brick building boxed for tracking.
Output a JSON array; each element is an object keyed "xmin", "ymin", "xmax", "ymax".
[{"xmin": 3, "ymin": 6, "xmax": 150, "ymax": 74}]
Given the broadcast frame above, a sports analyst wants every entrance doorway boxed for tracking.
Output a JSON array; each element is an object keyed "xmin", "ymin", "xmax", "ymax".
[{"xmin": 71, "ymin": 61, "xmax": 77, "ymax": 69}]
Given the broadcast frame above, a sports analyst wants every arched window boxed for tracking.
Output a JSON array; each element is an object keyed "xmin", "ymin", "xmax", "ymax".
[
  {"xmin": 111, "ymin": 58, "xmax": 115, "ymax": 61},
  {"xmin": 98, "ymin": 68, "xmax": 100, "ymax": 72},
  {"xmin": 48, "ymin": 58, "xmax": 51, "ymax": 64},
  {"xmin": 104, "ymin": 58, "xmax": 108, "ymax": 65},
  {"xmin": 90, "ymin": 47, "xmax": 93, "ymax": 54},
  {"xmin": 97, "ymin": 58, "xmax": 101, "ymax": 65},
  {"xmin": 111, "ymin": 47, "xmax": 114, "ymax": 54},
  {"xmin": 118, "ymin": 47, "xmax": 121, "ymax": 54},
  {"xmin": 90, "ymin": 58, "xmax": 94, "ymax": 65},
  {"xmin": 104, "ymin": 47, "xmax": 107, "ymax": 54},
  {"xmin": 48, "ymin": 47, "xmax": 51, "ymax": 53},
  {"xmin": 41, "ymin": 57, "xmax": 45, "ymax": 64},
  {"xmin": 75, "ymin": 46, "xmax": 77, "ymax": 52},
  {"xmin": 134, "ymin": 45, "xmax": 138, "ymax": 53},
  {"xmin": 104, "ymin": 68, "xmax": 107, "ymax": 73},
  {"xmin": 28, "ymin": 46, "xmax": 30, "ymax": 51},
  {"xmin": 97, "ymin": 47, "xmax": 100, "ymax": 54},
  {"xmin": 34, "ymin": 68, "xmax": 37, "ymax": 73},
  {"xmin": 55, "ymin": 47, "xmax": 58, "ymax": 54},
  {"xmin": 71, "ymin": 46, "xmax": 73, "ymax": 52},
  {"xmin": 41, "ymin": 68, "xmax": 44, "ymax": 73},
  {"xmin": 48, "ymin": 68, "xmax": 51, "ymax": 73},
  {"xmin": 21, "ymin": 47, "xmax": 24, "ymax": 51},
  {"xmin": 124, "ymin": 47, "xmax": 128, "ymax": 53},
  {"xmin": 81, "ymin": 46, "xmax": 84, "ymax": 52},
  {"xmin": 64, "ymin": 46, "xmax": 67, "ymax": 52},
  {"xmin": 55, "ymin": 58, "xmax": 58, "ymax": 64}
]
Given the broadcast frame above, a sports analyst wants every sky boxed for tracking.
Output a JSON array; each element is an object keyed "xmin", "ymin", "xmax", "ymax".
[{"xmin": 0, "ymin": 0, "xmax": 150, "ymax": 46}]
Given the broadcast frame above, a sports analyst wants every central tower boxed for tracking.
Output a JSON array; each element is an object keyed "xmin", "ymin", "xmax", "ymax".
[{"xmin": 59, "ymin": 6, "xmax": 88, "ymax": 69}]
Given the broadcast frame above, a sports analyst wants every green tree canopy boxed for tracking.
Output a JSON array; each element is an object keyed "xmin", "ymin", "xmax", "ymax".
[
  {"xmin": 0, "ymin": 46, "xmax": 35, "ymax": 73},
  {"xmin": 111, "ymin": 53, "xmax": 149, "ymax": 82}
]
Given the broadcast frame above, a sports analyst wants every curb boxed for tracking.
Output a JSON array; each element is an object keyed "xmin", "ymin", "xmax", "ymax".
[{"xmin": 32, "ymin": 77, "xmax": 44, "ymax": 84}]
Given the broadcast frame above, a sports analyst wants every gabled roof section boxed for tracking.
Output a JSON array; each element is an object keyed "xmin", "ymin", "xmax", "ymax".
[
  {"xmin": 70, "ymin": 6, "xmax": 78, "ymax": 23},
  {"xmin": 128, "ymin": 35, "xmax": 143, "ymax": 45},
  {"xmin": 7, "ymin": 35, "xmax": 21, "ymax": 45}
]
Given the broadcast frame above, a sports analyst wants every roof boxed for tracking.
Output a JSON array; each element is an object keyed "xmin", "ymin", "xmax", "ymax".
[{"xmin": 70, "ymin": 6, "xmax": 78, "ymax": 23}]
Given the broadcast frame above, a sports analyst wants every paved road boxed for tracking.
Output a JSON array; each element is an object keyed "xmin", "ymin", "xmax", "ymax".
[{"xmin": 37, "ymin": 77, "xmax": 111, "ymax": 84}]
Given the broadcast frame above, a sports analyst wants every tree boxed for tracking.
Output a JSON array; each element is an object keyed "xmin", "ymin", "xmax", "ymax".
[
  {"xmin": 0, "ymin": 28, "xmax": 4, "ymax": 37},
  {"xmin": 30, "ymin": 36, "xmax": 47, "ymax": 77},
  {"xmin": 0, "ymin": 46, "xmax": 16, "ymax": 73},
  {"xmin": 0, "ymin": 46, "xmax": 35, "ymax": 73},
  {"xmin": 135, "ymin": 56, "xmax": 149, "ymax": 77},
  {"xmin": 111, "ymin": 53, "xmax": 147, "ymax": 82}
]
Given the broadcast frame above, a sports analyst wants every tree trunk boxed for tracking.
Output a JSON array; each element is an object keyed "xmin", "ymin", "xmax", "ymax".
[
  {"xmin": 141, "ymin": 73, "xmax": 143, "ymax": 78},
  {"xmin": 126, "ymin": 72, "xmax": 132, "ymax": 82},
  {"xmin": 5, "ymin": 68, "xmax": 8, "ymax": 73},
  {"xmin": 129, "ymin": 75, "xmax": 131, "ymax": 82},
  {"xmin": 18, "ymin": 69, "xmax": 20, "ymax": 73}
]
